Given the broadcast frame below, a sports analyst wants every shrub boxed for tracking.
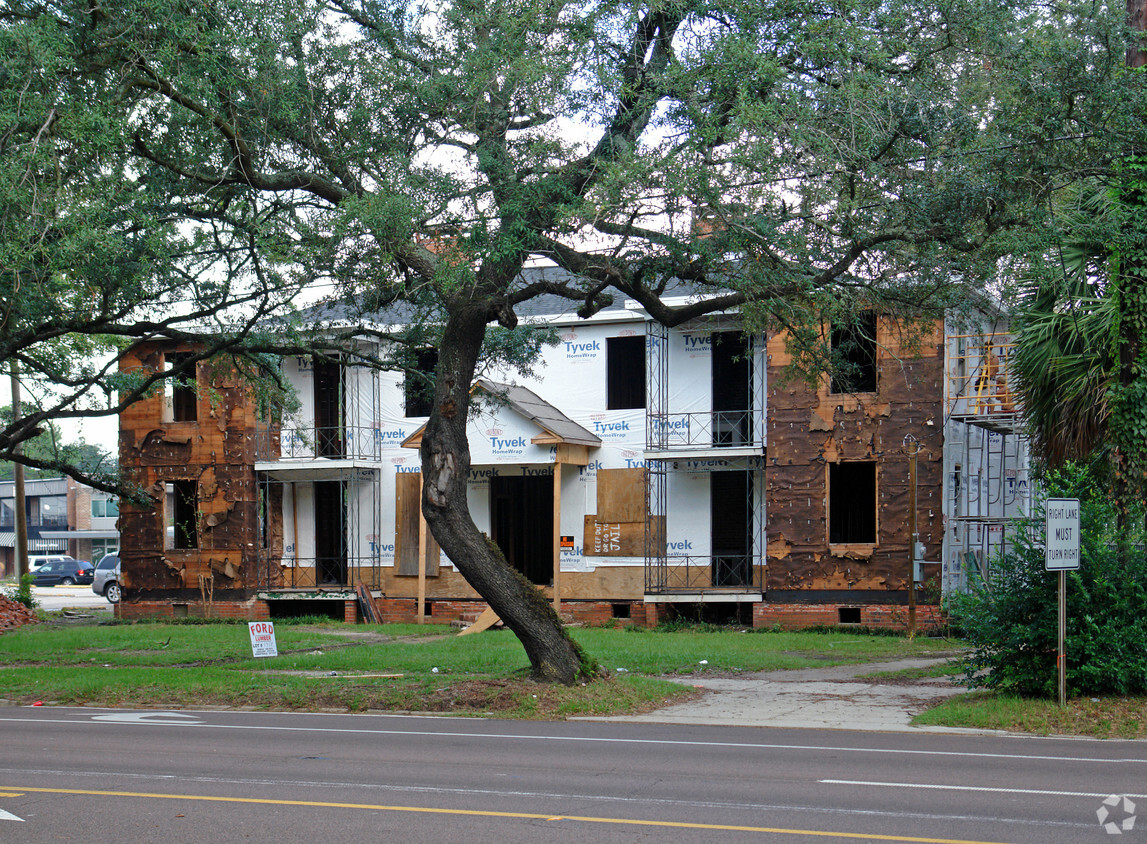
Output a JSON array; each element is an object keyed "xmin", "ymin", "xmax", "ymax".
[
  {"xmin": 3, "ymin": 573, "xmax": 38, "ymax": 611},
  {"xmin": 948, "ymin": 464, "xmax": 1147, "ymax": 698}
]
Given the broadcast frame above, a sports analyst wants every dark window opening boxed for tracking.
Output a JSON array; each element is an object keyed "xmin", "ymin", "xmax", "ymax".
[
  {"xmin": 712, "ymin": 332, "xmax": 750, "ymax": 446},
  {"xmin": 607, "ymin": 335, "xmax": 645, "ymax": 410},
  {"xmin": 166, "ymin": 353, "xmax": 197, "ymax": 422},
  {"xmin": 829, "ymin": 462, "xmax": 877, "ymax": 544},
  {"xmin": 491, "ymin": 474, "xmax": 553, "ymax": 585},
  {"xmin": 314, "ymin": 480, "xmax": 347, "ymax": 585},
  {"xmin": 404, "ymin": 349, "xmax": 438, "ymax": 418},
  {"xmin": 257, "ymin": 485, "xmax": 270, "ymax": 550},
  {"xmin": 611, "ymin": 602, "xmax": 632, "ymax": 619},
  {"xmin": 830, "ymin": 312, "xmax": 878, "ymax": 394},
  {"xmin": 314, "ymin": 357, "xmax": 344, "ymax": 457},
  {"xmin": 711, "ymin": 470, "xmax": 752, "ymax": 587},
  {"xmin": 170, "ymin": 480, "xmax": 198, "ymax": 549},
  {"xmin": 838, "ymin": 606, "xmax": 862, "ymax": 624},
  {"xmin": 268, "ymin": 599, "xmax": 343, "ymax": 621}
]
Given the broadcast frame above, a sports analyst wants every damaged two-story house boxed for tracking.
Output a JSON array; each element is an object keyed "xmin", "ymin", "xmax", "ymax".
[{"xmin": 115, "ymin": 268, "xmax": 1028, "ymax": 627}]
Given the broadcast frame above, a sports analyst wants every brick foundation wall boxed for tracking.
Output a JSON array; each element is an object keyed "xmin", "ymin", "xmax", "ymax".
[
  {"xmin": 117, "ymin": 598, "xmax": 270, "ymax": 621},
  {"xmin": 752, "ymin": 603, "xmax": 944, "ymax": 631},
  {"xmin": 370, "ymin": 598, "xmax": 643, "ymax": 626},
  {"xmin": 115, "ymin": 596, "xmax": 943, "ymax": 633}
]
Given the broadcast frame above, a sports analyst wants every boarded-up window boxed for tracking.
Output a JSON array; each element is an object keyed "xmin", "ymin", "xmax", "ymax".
[
  {"xmin": 596, "ymin": 467, "xmax": 646, "ymax": 523},
  {"xmin": 582, "ymin": 516, "xmax": 664, "ymax": 557},
  {"xmin": 394, "ymin": 472, "xmax": 440, "ymax": 576},
  {"xmin": 586, "ymin": 467, "xmax": 656, "ymax": 557},
  {"xmin": 829, "ymin": 462, "xmax": 877, "ymax": 544}
]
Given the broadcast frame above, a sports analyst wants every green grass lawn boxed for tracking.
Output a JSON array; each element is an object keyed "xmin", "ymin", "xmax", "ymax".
[
  {"xmin": 913, "ymin": 692, "xmax": 1147, "ymax": 738},
  {"xmin": 0, "ymin": 617, "xmax": 959, "ymax": 718}
]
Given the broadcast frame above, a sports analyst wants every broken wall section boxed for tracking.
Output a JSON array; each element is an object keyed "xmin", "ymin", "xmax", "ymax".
[
  {"xmin": 119, "ymin": 342, "xmax": 282, "ymax": 610},
  {"xmin": 765, "ymin": 318, "xmax": 944, "ymax": 602}
]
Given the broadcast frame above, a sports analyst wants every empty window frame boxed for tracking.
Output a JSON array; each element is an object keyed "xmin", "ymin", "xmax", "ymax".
[
  {"xmin": 164, "ymin": 353, "xmax": 198, "ymax": 422},
  {"xmin": 606, "ymin": 335, "xmax": 645, "ymax": 410},
  {"xmin": 404, "ymin": 349, "xmax": 438, "ymax": 418},
  {"xmin": 829, "ymin": 462, "xmax": 877, "ymax": 544},
  {"xmin": 165, "ymin": 480, "xmax": 198, "ymax": 550},
  {"xmin": 830, "ymin": 312, "xmax": 878, "ymax": 394}
]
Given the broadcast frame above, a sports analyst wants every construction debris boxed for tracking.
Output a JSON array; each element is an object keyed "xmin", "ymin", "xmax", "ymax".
[{"xmin": 0, "ymin": 595, "xmax": 39, "ymax": 632}]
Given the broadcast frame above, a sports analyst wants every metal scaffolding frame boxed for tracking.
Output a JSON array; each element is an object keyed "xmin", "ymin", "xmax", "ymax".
[
  {"xmin": 255, "ymin": 468, "xmax": 382, "ymax": 590},
  {"xmin": 644, "ymin": 318, "xmax": 769, "ymax": 598},
  {"xmin": 943, "ymin": 332, "xmax": 1033, "ymax": 592},
  {"xmin": 254, "ymin": 357, "xmax": 385, "ymax": 591}
]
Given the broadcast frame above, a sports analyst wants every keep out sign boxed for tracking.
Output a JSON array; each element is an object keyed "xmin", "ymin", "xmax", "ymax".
[{"xmin": 248, "ymin": 621, "xmax": 278, "ymax": 658}]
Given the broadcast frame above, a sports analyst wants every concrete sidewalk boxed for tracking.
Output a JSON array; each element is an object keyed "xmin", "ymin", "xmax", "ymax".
[{"xmin": 586, "ymin": 656, "xmax": 977, "ymax": 733}]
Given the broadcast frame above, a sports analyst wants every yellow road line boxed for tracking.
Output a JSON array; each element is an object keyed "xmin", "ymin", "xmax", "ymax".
[{"xmin": 4, "ymin": 784, "xmax": 1017, "ymax": 844}]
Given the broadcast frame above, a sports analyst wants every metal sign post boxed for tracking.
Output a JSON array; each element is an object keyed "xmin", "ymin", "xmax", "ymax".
[{"xmin": 1045, "ymin": 497, "xmax": 1080, "ymax": 707}]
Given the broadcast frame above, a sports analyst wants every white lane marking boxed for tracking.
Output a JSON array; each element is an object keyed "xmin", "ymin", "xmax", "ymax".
[
  {"xmin": 0, "ymin": 808, "xmax": 24, "ymax": 822},
  {"xmin": 0, "ymin": 767, "xmax": 1094, "ymax": 831},
  {"xmin": 2, "ymin": 715, "xmax": 1144, "ymax": 765},
  {"xmin": 91, "ymin": 712, "xmax": 202, "ymax": 724},
  {"xmin": 822, "ymin": 780, "xmax": 1147, "ymax": 800}
]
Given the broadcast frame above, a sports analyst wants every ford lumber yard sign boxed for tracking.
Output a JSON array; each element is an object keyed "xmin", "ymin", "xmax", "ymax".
[{"xmin": 248, "ymin": 621, "xmax": 278, "ymax": 658}]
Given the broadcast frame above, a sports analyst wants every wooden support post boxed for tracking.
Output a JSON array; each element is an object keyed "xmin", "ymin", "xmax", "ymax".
[
  {"xmin": 553, "ymin": 463, "xmax": 562, "ymax": 616},
  {"xmin": 417, "ymin": 472, "xmax": 427, "ymax": 624}
]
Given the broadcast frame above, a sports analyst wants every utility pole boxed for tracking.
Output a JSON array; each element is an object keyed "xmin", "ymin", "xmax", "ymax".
[
  {"xmin": 903, "ymin": 434, "xmax": 919, "ymax": 639},
  {"xmin": 10, "ymin": 362, "xmax": 28, "ymax": 578}
]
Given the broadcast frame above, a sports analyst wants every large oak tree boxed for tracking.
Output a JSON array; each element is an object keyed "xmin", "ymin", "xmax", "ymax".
[{"xmin": 8, "ymin": 0, "xmax": 1141, "ymax": 680}]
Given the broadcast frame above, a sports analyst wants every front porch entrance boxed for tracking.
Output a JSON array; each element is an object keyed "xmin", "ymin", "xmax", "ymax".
[{"xmin": 490, "ymin": 473, "xmax": 554, "ymax": 585}]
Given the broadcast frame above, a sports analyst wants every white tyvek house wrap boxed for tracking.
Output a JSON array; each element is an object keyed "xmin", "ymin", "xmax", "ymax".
[{"xmin": 271, "ymin": 315, "xmax": 760, "ymax": 577}]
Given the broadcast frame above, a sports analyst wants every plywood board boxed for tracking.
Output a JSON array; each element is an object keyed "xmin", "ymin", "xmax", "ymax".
[
  {"xmin": 394, "ymin": 472, "xmax": 440, "ymax": 577},
  {"xmin": 596, "ymin": 468, "xmax": 646, "ymax": 523},
  {"xmin": 583, "ymin": 515, "xmax": 664, "ymax": 557}
]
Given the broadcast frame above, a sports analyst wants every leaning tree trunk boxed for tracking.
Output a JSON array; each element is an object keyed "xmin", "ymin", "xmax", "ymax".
[{"xmin": 419, "ymin": 304, "xmax": 594, "ymax": 684}]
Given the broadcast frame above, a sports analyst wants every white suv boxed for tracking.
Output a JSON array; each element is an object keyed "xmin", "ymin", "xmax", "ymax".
[
  {"xmin": 91, "ymin": 554, "xmax": 121, "ymax": 603},
  {"xmin": 28, "ymin": 554, "xmax": 76, "ymax": 571}
]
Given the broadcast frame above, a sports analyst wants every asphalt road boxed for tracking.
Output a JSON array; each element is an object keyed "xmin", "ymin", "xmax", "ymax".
[
  {"xmin": 27, "ymin": 585, "xmax": 112, "ymax": 613},
  {"xmin": 0, "ymin": 706, "xmax": 1142, "ymax": 842}
]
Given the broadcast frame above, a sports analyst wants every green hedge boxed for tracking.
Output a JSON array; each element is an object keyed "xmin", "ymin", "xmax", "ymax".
[{"xmin": 949, "ymin": 465, "xmax": 1147, "ymax": 698}]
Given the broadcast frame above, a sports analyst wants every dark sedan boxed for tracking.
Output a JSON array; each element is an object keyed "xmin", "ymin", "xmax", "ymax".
[{"xmin": 31, "ymin": 559, "xmax": 95, "ymax": 586}]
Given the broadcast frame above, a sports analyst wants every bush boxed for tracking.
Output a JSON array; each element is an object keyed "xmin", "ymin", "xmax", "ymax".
[
  {"xmin": 3, "ymin": 573, "xmax": 38, "ymax": 611},
  {"xmin": 948, "ymin": 465, "xmax": 1147, "ymax": 698}
]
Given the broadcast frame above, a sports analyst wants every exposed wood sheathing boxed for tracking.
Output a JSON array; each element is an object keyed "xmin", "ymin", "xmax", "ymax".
[
  {"xmin": 765, "ymin": 319, "xmax": 944, "ymax": 599},
  {"xmin": 118, "ymin": 342, "xmax": 282, "ymax": 605}
]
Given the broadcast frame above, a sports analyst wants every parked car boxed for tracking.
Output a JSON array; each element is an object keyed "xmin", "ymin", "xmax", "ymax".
[
  {"xmin": 91, "ymin": 554, "xmax": 121, "ymax": 603},
  {"xmin": 31, "ymin": 559, "xmax": 95, "ymax": 587},
  {"xmin": 28, "ymin": 554, "xmax": 76, "ymax": 571}
]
